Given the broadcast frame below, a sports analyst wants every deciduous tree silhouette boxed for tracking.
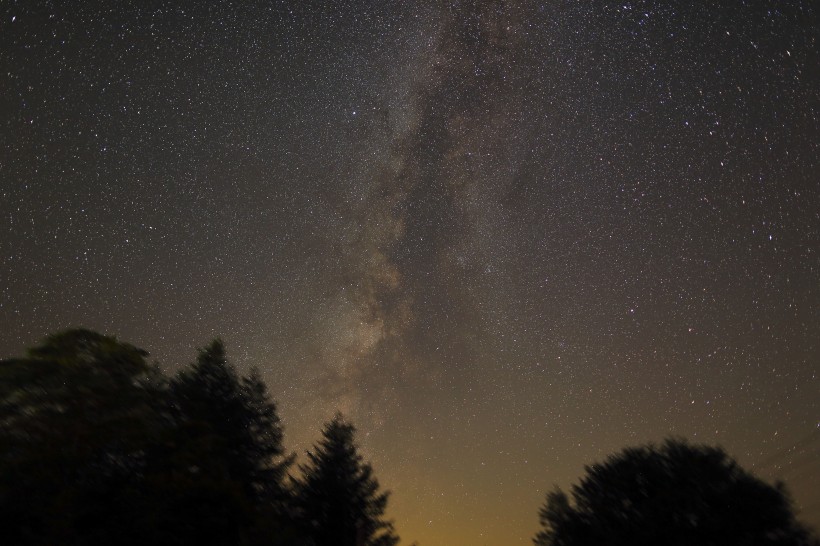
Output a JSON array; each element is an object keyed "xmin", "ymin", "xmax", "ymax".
[
  {"xmin": 0, "ymin": 329, "xmax": 164, "ymax": 545},
  {"xmin": 534, "ymin": 438, "xmax": 819, "ymax": 546},
  {"xmin": 294, "ymin": 413, "xmax": 399, "ymax": 546}
]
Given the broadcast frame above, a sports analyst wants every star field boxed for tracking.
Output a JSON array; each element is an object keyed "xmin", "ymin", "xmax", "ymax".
[{"xmin": 1, "ymin": 1, "xmax": 818, "ymax": 544}]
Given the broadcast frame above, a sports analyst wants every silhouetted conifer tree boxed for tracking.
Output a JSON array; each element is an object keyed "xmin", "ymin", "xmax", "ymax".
[
  {"xmin": 241, "ymin": 367, "xmax": 295, "ymax": 508},
  {"xmin": 294, "ymin": 413, "xmax": 399, "ymax": 546},
  {"xmin": 169, "ymin": 339, "xmax": 293, "ymax": 509}
]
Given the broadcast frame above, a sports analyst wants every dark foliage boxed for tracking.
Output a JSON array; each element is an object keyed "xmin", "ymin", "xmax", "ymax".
[
  {"xmin": 534, "ymin": 438, "xmax": 820, "ymax": 546},
  {"xmin": 0, "ymin": 330, "xmax": 172, "ymax": 545},
  {"xmin": 295, "ymin": 413, "xmax": 399, "ymax": 546},
  {"xmin": 169, "ymin": 340, "xmax": 293, "ymax": 510},
  {"xmin": 0, "ymin": 330, "xmax": 302, "ymax": 546}
]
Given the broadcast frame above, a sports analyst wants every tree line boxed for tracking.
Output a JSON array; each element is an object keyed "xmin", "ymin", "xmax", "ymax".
[
  {"xmin": 0, "ymin": 329, "xmax": 397, "ymax": 546},
  {"xmin": 1, "ymin": 329, "xmax": 818, "ymax": 546}
]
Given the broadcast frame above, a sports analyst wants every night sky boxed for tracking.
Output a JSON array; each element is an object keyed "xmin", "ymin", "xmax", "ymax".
[{"xmin": 1, "ymin": 1, "xmax": 819, "ymax": 544}]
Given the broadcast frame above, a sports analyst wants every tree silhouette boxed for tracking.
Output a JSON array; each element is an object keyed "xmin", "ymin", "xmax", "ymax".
[
  {"xmin": 241, "ymin": 367, "xmax": 295, "ymax": 508},
  {"xmin": 167, "ymin": 339, "xmax": 296, "ymax": 543},
  {"xmin": 0, "ymin": 330, "xmax": 303, "ymax": 546},
  {"xmin": 534, "ymin": 438, "xmax": 819, "ymax": 546},
  {"xmin": 0, "ymin": 329, "xmax": 165, "ymax": 545},
  {"xmin": 169, "ymin": 339, "xmax": 292, "ymax": 504},
  {"xmin": 294, "ymin": 413, "xmax": 399, "ymax": 546}
]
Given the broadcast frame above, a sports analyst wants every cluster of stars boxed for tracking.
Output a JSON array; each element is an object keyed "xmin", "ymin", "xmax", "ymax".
[{"xmin": 1, "ymin": 1, "xmax": 818, "ymax": 545}]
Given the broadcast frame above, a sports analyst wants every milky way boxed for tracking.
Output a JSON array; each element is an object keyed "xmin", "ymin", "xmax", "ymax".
[{"xmin": 1, "ymin": 1, "xmax": 818, "ymax": 544}]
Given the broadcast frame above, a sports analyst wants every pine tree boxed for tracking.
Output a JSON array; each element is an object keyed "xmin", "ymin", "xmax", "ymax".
[
  {"xmin": 295, "ymin": 414, "xmax": 399, "ymax": 546},
  {"xmin": 169, "ymin": 339, "xmax": 292, "ymax": 512},
  {"xmin": 240, "ymin": 367, "xmax": 294, "ymax": 508}
]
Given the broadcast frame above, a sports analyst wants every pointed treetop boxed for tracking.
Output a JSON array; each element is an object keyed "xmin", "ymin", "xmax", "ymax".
[{"xmin": 295, "ymin": 413, "xmax": 398, "ymax": 546}]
